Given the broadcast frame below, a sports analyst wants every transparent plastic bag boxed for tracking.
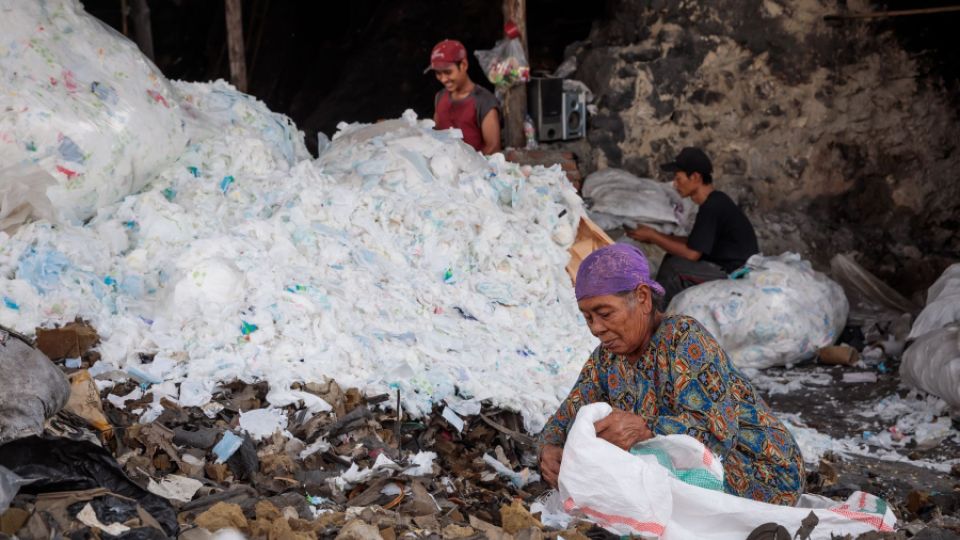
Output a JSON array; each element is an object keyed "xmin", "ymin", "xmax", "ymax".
[{"xmin": 475, "ymin": 38, "xmax": 530, "ymax": 88}]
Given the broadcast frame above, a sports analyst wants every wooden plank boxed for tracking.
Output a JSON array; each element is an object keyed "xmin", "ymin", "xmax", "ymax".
[
  {"xmin": 225, "ymin": 0, "xmax": 248, "ymax": 92},
  {"xmin": 501, "ymin": 0, "xmax": 528, "ymax": 149},
  {"xmin": 824, "ymin": 5, "xmax": 960, "ymax": 20}
]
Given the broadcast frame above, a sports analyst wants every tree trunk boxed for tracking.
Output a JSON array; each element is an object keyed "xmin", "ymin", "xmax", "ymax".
[
  {"xmin": 501, "ymin": 0, "xmax": 528, "ymax": 149},
  {"xmin": 225, "ymin": 0, "xmax": 248, "ymax": 92}
]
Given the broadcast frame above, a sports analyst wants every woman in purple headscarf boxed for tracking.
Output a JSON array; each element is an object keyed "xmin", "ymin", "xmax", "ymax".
[{"xmin": 538, "ymin": 244, "xmax": 805, "ymax": 506}]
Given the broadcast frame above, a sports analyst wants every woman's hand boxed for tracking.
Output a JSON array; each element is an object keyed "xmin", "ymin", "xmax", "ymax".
[
  {"xmin": 539, "ymin": 444, "xmax": 563, "ymax": 488},
  {"xmin": 594, "ymin": 409, "xmax": 653, "ymax": 450}
]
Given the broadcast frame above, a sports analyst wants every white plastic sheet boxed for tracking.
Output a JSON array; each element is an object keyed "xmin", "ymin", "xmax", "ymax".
[
  {"xmin": 901, "ymin": 326, "xmax": 960, "ymax": 409},
  {"xmin": 667, "ymin": 253, "xmax": 848, "ymax": 369},
  {"xmin": 582, "ymin": 168, "xmax": 695, "ymax": 235},
  {"xmin": 558, "ymin": 403, "xmax": 897, "ymax": 539}
]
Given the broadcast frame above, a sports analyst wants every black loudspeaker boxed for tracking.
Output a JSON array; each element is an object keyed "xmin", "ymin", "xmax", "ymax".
[
  {"xmin": 528, "ymin": 78, "xmax": 564, "ymax": 142},
  {"xmin": 563, "ymin": 89, "xmax": 586, "ymax": 140}
]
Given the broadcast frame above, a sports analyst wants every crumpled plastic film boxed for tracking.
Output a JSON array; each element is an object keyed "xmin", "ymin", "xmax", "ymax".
[
  {"xmin": 0, "ymin": 0, "xmax": 196, "ymax": 223},
  {"xmin": 582, "ymin": 168, "xmax": 696, "ymax": 235},
  {"xmin": 667, "ymin": 253, "xmax": 848, "ymax": 369}
]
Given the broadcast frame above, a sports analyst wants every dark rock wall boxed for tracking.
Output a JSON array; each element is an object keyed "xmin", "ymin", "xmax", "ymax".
[{"xmin": 573, "ymin": 0, "xmax": 960, "ymax": 293}]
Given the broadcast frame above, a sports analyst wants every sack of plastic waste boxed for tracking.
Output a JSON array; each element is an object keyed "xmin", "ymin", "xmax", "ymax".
[
  {"xmin": 0, "ymin": 326, "xmax": 71, "ymax": 444},
  {"xmin": 909, "ymin": 263, "xmax": 960, "ymax": 340},
  {"xmin": 582, "ymin": 168, "xmax": 696, "ymax": 235},
  {"xmin": 475, "ymin": 38, "xmax": 530, "ymax": 88},
  {"xmin": 0, "ymin": 0, "xmax": 192, "ymax": 223},
  {"xmin": 667, "ymin": 253, "xmax": 848, "ymax": 369},
  {"xmin": 558, "ymin": 403, "xmax": 896, "ymax": 539},
  {"xmin": 901, "ymin": 325, "xmax": 960, "ymax": 409}
]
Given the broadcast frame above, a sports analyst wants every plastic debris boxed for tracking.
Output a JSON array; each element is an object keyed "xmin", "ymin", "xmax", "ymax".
[
  {"xmin": 483, "ymin": 454, "xmax": 541, "ymax": 488},
  {"xmin": 147, "ymin": 475, "xmax": 204, "ymax": 504},
  {"xmin": 842, "ymin": 372, "xmax": 878, "ymax": 384},
  {"xmin": 213, "ymin": 432, "xmax": 245, "ymax": 464},
  {"xmin": 238, "ymin": 408, "xmax": 288, "ymax": 441}
]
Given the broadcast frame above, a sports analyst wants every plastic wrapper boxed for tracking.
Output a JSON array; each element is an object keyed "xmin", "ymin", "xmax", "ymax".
[
  {"xmin": 829, "ymin": 254, "xmax": 918, "ymax": 324},
  {"xmin": 900, "ymin": 326, "xmax": 960, "ymax": 409},
  {"xmin": 667, "ymin": 253, "xmax": 848, "ymax": 369},
  {"xmin": 558, "ymin": 403, "xmax": 896, "ymax": 539},
  {"xmin": 475, "ymin": 38, "xmax": 530, "ymax": 88},
  {"xmin": 0, "ymin": 0, "xmax": 195, "ymax": 223},
  {"xmin": 583, "ymin": 168, "xmax": 696, "ymax": 235}
]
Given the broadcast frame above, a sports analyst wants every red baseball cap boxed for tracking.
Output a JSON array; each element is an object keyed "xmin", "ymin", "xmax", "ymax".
[{"xmin": 424, "ymin": 39, "xmax": 467, "ymax": 73}]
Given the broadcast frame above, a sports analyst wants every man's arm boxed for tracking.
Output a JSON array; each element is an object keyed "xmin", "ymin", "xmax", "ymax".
[
  {"xmin": 625, "ymin": 225, "xmax": 702, "ymax": 261},
  {"xmin": 479, "ymin": 109, "xmax": 501, "ymax": 155}
]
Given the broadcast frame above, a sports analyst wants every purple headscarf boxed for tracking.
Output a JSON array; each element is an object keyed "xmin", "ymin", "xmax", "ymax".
[{"xmin": 575, "ymin": 243, "xmax": 665, "ymax": 301}]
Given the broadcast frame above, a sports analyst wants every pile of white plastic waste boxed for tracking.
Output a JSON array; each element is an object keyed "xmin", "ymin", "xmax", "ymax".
[
  {"xmin": 901, "ymin": 264, "xmax": 960, "ymax": 408},
  {"xmin": 0, "ymin": 0, "xmax": 596, "ymax": 433},
  {"xmin": 668, "ymin": 254, "xmax": 849, "ymax": 369}
]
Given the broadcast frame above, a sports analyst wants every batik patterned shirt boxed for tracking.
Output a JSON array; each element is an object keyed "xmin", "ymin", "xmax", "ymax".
[{"xmin": 540, "ymin": 315, "xmax": 805, "ymax": 505}]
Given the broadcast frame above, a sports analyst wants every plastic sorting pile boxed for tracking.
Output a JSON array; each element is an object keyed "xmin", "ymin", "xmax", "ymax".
[
  {"xmin": 668, "ymin": 253, "xmax": 848, "ymax": 369},
  {"xmin": 581, "ymin": 168, "xmax": 696, "ymax": 235},
  {"xmin": 0, "ymin": 0, "xmax": 195, "ymax": 226},
  {"xmin": 901, "ymin": 263, "xmax": 960, "ymax": 408},
  {"xmin": 0, "ymin": 112, "xmax": 596, "ymax": 433},
  {"xmin": 0, "ymin": 0, "xmax": 597, "ymax": 435}
]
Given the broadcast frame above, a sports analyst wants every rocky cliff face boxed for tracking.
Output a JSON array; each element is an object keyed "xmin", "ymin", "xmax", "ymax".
[{"xmin": 573, "ymin": 0, "xmax": 959, "ymax": 294}]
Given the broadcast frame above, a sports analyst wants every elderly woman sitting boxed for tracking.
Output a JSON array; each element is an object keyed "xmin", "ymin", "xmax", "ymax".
[{"xmin": 539, "ymin": 244, "xmax": 805, "ymax": 506}]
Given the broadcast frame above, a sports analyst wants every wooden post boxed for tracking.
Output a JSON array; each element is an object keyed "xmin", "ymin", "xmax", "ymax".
[
  {"xmin": 502, "ymin": 0, "xmax": 527, "ymax": 149},
  {"xmin": 224, "ymin": 0, "xmax": 248, "ymax": 92},
  {"xmin": 120, "ymin": 0, "xmax": 129, "ymax": 36},
  {"xmin": 129, "ymin": 0, "xmax": 154, "ymax": 61}
]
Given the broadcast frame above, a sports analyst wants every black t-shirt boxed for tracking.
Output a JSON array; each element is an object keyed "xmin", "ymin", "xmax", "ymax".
[{"xmin": 686, "ymin": 190, "xmax": 759, "ymax": 273}]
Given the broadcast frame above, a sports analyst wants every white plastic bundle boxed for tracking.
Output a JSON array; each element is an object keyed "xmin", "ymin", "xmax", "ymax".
[
  {"xmin": 901, "ymin": 263, "xmax": 960, "ymax": 408},
  {"xmin": 909, "ymin": 263, "xmax": 960, "ymax": 340},
  {"xmin": 667, "ymin": 253, "xmax": 848, "ymax": 369},
  {"xmin": 0, "ymin": 0, "xmax": 192, "ymax": 223},
  {"xmin": 900, "ymin": 326, "xmax": 960, "ymax": 409},
  {"xmin": 582, "ymin": 168, "xmax": 696, "ymax": 235}
]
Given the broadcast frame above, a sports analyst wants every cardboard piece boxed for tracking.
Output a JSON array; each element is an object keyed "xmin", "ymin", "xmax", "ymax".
[
  {"xmin": 566, "ymin": 216, "xmax": 614, "ymax": 284},
  {"xmin": 34, "ymin": 321, "xmax": 99, "ymax": 360}
]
